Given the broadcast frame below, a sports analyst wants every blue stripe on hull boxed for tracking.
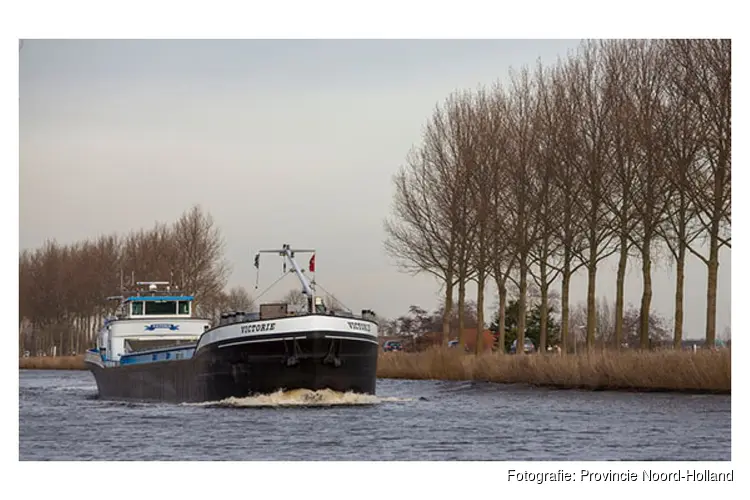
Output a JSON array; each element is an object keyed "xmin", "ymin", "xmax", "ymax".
[{"xmin": 119, "ymin": 344, "xmax": 197, "ymax": 365}]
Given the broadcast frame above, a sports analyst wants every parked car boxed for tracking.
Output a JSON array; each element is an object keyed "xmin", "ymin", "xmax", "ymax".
[
  {"xmin": 510, "ymin": 338, "xmax": 536, "ymax": 354},
  {"xmin": 382, "ymin": 340, "xmax": 403, "ymax": 352}
]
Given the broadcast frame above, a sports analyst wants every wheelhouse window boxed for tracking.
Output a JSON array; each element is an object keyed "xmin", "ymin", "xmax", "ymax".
[
  {"xmin": 131, "ymin": 301, "xmax": 144, "ymax": 315},
  {"xmin": 178, "ymin": 301, "xmax": 191, "ymax": 315},
  {"xmin": 145, "ymin": 300, "xmax": 177, "ymax": 315}
]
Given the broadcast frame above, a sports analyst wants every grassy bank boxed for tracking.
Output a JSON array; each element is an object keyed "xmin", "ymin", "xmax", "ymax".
[
  {"xmin": 19, "ymin": 355, "xmax": 85, "ymax": 370},
  {"xmin": 20, "ymin": 349, "xmax": 731, "ymax": 394},
  {"xmin": 377, "ymin": 347, "xmax": 731, "ymax": 394}
]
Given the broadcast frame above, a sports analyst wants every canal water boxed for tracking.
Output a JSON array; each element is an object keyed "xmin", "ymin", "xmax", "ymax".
[{"xmin": 19, "ymin": 370, "xmax": 730, "ymax": 460}]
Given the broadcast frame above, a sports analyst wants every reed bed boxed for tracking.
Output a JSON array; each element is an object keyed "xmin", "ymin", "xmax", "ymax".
[
  {"xmin": 19, "ymin": 349, "xmax": 731, "ymax": 394},
  {"xmin": 376, "ymin": 347, "xmax": 731, "ymax": 394},
  {"xmin": 19, "ymin": 355, "xmax": 85, "ymax": 370}
]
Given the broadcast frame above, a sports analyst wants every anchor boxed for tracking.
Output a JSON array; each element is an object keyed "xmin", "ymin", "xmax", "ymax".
[
  {"xmin": 282, "ymin": 338, "xmax": 303, "ymax": 367},
  {"xmin": 322, "ymin": 339, "xmax": 342, "ymax": 368}
]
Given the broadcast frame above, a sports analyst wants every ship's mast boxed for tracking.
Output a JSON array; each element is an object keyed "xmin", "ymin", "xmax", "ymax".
[{"xmin": 256, "ymin": 244, "xmax": 316, "ymax": 313}]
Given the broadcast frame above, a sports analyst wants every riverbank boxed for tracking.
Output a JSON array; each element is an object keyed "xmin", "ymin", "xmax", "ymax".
[
  {"xmin": 19, "ymin": 355, "xmax": 85, "ymax": 370},
  {"xmin": 20, "ymin": 348, "xmax": 731, "ymax": 394},
  {"xmin": 377, "ymin": 347, "xmax": 731, "ymax": 394}
]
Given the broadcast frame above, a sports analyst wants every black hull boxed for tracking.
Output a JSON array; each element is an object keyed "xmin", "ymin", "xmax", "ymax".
[{"xmin": 87, "ymin": 332, "xmax": 378, "ymax": 403}]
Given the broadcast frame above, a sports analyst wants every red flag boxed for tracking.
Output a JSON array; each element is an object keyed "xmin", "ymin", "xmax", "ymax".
[{"xmin": 309, "ymin": 254, "xmax": 316, "ymax": 272}]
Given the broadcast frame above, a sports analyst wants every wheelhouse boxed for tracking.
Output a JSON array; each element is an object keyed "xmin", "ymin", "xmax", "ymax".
[{"xmin": 125, "ymin": 295, "xmax": 194, "ymax": 318}]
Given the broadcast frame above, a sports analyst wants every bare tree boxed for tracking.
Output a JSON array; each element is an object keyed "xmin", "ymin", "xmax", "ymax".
[
  {"xmin": 668, "ymin": 39, "xmax": 731, "ymax": 347},
  {"xmin": 529, "ymin": 63, "xmax": 564, "ymax": 353},
  {"xmin": 719, "ymin": 325, "xmax": 731, "ymax": 343},
  {"xmin": 381, "ymin": 38, "xmax": 730, "ymax": 357},
  {"xmin": 384, "ymin": 145, "xmax": 455, "ymax": 346},
  {"xmin": 282, "ymin": 289, "xmax": 309, "ymax": 313},
  {"xmin": 384, "ymin": 92, "xmax": 477, "ymax": 347},
  {"xmin": 564, "ymin": 41, "xmax": 618, "ymax": 350},
  {"xmin": 658, "ymin": 41, "xmax": 707, "ymax": 349},
  {"xmin": 226, "ymin": 285, "xmax": 254, "ymax": 312},
  {"xmin": 19, "ymin": 250, "xmax": 34, "ymax": 329},
  {"xmin": 489, "ymin": 207, "xmax": 516, "ymax": 354},
  {"xmin": 625, "ymin": 39, "xmax": 673, "ymax": 349},
  {"xmin": 599, "ymin": 40, "xmax": 641, "ymax": 350},
  {"xmin": 448, "ymin": 93, "xmax": 480, "ymax": 350},
  {"xmin": 18, "ymin": 206, "xmax": 231, "ymax": 355},
  {"xmin": 550, "ymin": 60, "xmax": 592, "ymax": 354},
  {"xmin": 487, "ymin": 86, "xmax": 516, "ymax": 354},
  {"xmin": 495, "ymin": 68, "xmax": 541, "ymax": 355},
  {"xmin": 595, "ymin": 296, "xmax": 615, "ymax": 343},
  {"xmin": 171, "ymin": 205, "xmax": 231, "ymax": 317},
  {"xmin": 622, "ymin": 305, "xmax": 671, "ymax": 347},
  {"xmin": 466, "ymin": 88, "xmax": 500, "ymax": 353}
]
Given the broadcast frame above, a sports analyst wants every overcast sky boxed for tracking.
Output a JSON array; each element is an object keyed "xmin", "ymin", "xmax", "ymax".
[{"xmin": 19, "ymin": 39, "xmax": 730, "ymax": 339}]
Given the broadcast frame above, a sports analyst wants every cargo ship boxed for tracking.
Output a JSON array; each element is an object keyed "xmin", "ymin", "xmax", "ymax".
[{"xmin": 84, "ymin": 245, "xmax": 379, "ymax": 402}]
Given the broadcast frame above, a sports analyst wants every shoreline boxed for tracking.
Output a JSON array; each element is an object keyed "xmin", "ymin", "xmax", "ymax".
[
  {"xmin": 19, "ymin": 348, "xmax": 731, "ymax": 395},
  {"xmin": 20, "ymin": 355, "xmax": 85, "ymax": 371},
  {"xmin": 377, "ymin": 348, "xmax": 731, "ymax": 395}
]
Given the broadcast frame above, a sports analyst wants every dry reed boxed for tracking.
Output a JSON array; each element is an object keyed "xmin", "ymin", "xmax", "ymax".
[
  {"xmin": 19, "ymin": 349, "xmax": 731, "ymax": 394},
  {"xmin": 376, "ymin": 347, "xmax": 731, "ymax": 394},
  {"xmin": 19, "ymin": 355, "xmax": 85, "ymax": 370}
]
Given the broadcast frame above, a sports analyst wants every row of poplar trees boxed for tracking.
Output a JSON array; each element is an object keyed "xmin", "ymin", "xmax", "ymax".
[
  {"xmin": 385, "ymin": 39, "xmax": 730, "ymax": 353},
  {"xmin": 18, "ymin": 206, "xmax": 237, "ymax": 356}
]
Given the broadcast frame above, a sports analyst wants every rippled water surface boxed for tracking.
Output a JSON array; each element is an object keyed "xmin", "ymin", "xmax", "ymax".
[{"xmin": 19, "ymin": 370, "xmax": 730, "ymax": 460}]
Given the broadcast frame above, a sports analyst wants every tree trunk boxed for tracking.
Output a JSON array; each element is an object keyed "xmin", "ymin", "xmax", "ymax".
[
  {"xmin": 475, "ymin": 270, "xmax": 485, "ymax": 355},
  {"xmin": 517, "ymin": 257, "xmax": 528, "ymax": 355},
  {"xmin": 614, "ymin": 232, "xmax": 628, "ymax": 350},
  {"xmin": 672, "ymin": 241, "xmax": 686, "ymax": 349},
  {"xmin": 71, "ymin": 317, "xmax": 76, "ymax": 355},
  {"xmin": 705, "ymin": 144, "xmax": 727, "ymax": 347},
  {"xmin": 539, "ymin": 277, "xmax": 549, "ymax": 354},
  {"xmin": 442, "ymin": 272, "xmax": 454, "ymax": 346},
  {"xmin": 537, "ymin": 238, "xmax": 550, "ymax": 353},
  {"xmin": 58, "ymin": 320, "xmax": 64, "ymax": 357},
  {"xmin": 586, "ymin": 252, "xmax": 597, "ymax": 352},
  {"xmin": 458, "ymin": 275, "xmax": 466, "ymax": 350},
  {"xmin": 639, "ymin": 240, "xmax": 653, "ymax": 350},
  {"xmin": 74, "ymin": 317, "xmax": 79, "ymax": 354},
  {"xmin": 496, "ymin": 278, "xmax": 507, "ymax": 354},
  {"xmin": 560, "ymin": 250, "xmax": 572, "ymax": 354},
  {"xmin": 705, "ymin": 233, "xmax": 719, "ymax": 348}
]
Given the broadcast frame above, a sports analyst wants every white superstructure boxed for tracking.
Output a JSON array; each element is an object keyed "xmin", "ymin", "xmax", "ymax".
[{"xmin": 95, "ymin": 281, "xmax": 211, "ymax": 363}]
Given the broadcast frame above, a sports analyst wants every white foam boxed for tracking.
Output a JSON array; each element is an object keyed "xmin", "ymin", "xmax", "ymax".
[{"xmin": 185, "ymin": 388, "xmax": 412, "ymax": 408}]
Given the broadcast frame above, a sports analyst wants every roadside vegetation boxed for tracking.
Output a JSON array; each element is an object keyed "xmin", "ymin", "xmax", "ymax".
[{"xmin": 384, "ymin": 39, "xmax": 730, "ymax": 354}]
